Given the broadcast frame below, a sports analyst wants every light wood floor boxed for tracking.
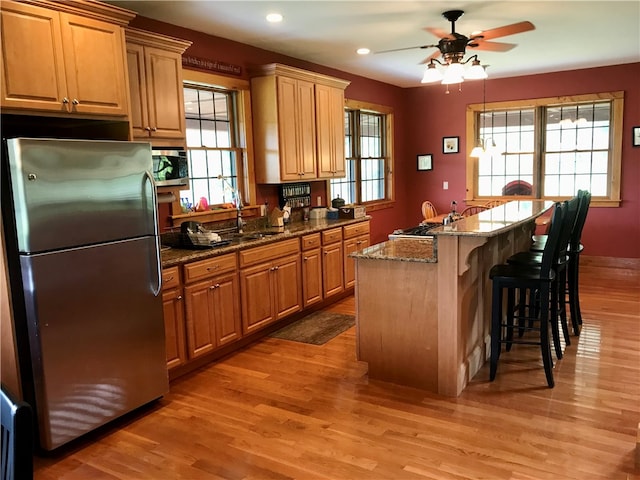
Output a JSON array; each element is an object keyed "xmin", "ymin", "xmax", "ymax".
[{"xmin": 35, "ymin": 261, "xmax": 640, "ymax": 479}]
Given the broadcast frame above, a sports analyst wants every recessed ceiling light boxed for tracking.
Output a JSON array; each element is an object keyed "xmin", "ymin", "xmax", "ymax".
[
  {"xmin": 266, "ymin": 13, "xmax": 283, "ymax": 23},
  {"xmin": 356, "ymin": 48, "xmax": 370, "ymax": 55}
]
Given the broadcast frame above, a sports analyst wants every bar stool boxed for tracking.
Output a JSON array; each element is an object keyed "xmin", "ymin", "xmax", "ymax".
[
  {"xmin": 489, "ymin": 202, "xmax": 566, "ymax": 388},
  {"xmin": 531, "ymin": 190, "xmax": 591, "ymax": 335},
  {"xmin": 506, "ymin": 196, "xmax": 580, "ymax": 350}
]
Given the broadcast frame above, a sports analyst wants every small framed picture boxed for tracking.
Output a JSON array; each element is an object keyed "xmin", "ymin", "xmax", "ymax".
[
  {"xmin": 633, "ymin": 126, "xmax": 640, "ymax": 147},
  {"xmin": 417, "ymin": 154, "xmax": 433, "ymax": 171},
  {"xmin": 443, "ymin": 136, "xmax": 459, "ymax": 154}
]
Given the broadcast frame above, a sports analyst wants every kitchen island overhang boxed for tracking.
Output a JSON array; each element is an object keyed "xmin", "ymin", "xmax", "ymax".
[{"xmin": 352, "ymin": 200, "xmax": 554, "ymax": 397}]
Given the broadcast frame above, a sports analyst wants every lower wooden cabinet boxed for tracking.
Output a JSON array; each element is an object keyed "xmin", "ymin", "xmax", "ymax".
[
  {"xmin": 322, "ymin": 227, "xmax": 344, "ymax": 298},
  {"xmin": 301, "ymin": 233, "xmax": 323, "ymax": 308},
  {"xmin": 343, "ymin": 221, "xmax": 371, "ymax": 288},
  {"xmin": 161, "ymin": 267, "xmax": 187, "ymax": 371},
  {"xmin": 239, "ymin": 239, "xmax": 302, "ymax": 334},
  {"xmin": 183, "ymin": 254, "xmax": 241, "ymax": 359},
  {"xmin": 161, "ymin": 220, "xmax": 369, "ymax": 379}
]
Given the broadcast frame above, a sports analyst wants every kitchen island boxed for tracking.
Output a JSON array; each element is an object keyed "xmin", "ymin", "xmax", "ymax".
[{"xmin": 352, "ymin": 200, "xmax": 553, "ymax": 397}]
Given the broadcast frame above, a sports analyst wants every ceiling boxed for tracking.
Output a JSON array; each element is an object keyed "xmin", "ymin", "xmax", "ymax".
[{"xmin": 109, "ymin": 1, "xmax": 640, "ymax": 88}]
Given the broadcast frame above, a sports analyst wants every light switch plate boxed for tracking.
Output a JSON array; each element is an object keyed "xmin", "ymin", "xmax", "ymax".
[{"xmin": 443, "ymin": 181, "xmax": 449, "ymax": 190}]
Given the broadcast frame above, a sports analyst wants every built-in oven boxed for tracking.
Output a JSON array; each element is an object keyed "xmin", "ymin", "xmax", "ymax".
[{"xmin": 152, "ymin": 148, "xmax": 189, "ymax": 187}]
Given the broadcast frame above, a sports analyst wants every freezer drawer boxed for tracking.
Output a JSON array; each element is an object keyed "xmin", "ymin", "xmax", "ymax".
[{"xmin": 20, "ymin": 237, "xmax": 167, "ymax": 450}]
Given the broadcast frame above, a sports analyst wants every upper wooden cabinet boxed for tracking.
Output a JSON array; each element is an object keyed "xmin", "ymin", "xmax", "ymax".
[
  {"xmin": 125, "ymin": 28, "xmax": 191, "ymax": 147},
  {"xmin": 316, "ymin": 84, "xmax": 347, "ymax": 179},
  {"xmin": 0, "ymin": 0, "xmax": 134, "ymax": 116},
  {"xmin": 251, "ymin": 64, "xmax": 350, "ymax": 184}
]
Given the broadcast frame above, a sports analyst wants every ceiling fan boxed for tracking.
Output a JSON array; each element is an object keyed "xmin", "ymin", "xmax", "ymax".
[{"xmin": 377, "ymin": 10, "xmax": 535, "ymax": 66}]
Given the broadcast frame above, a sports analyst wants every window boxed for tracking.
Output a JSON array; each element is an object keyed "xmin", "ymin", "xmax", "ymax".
[
  {"xmin": 330, "ymin": 100, "xmax": 394, "ymax": 207},
  {"xmin": 183, "ymin": 85, "xmax": 242, "ymax": 207},
  {"xmin": 466, "ymin": 92, "xmax": 623, "ymax": 206}
]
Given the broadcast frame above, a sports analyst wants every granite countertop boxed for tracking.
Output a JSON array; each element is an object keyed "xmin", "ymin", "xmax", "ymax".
[
  {"xmin": 430, "ymin": 200, "xmax": 554, "ymax": 237},
  {"xmin": 161, "ymin": 216, "xmax": 370, "ymax": 268},
  {"xmin": 351, "ymin": 200, "xmax": 554, "ymax": 264},
  {"xmin": 351, "ymin": 237, "xmax": 437, "ymax": 263}
]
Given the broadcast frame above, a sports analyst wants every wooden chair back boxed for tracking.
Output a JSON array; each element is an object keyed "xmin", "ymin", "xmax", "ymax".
[
  {"xmin": 421, "ymin": 201, "xmax": 438, "ymax": 221},
  {"xmin": 461, "ymin": 205, "xmax": 489, "ymax": 217}
]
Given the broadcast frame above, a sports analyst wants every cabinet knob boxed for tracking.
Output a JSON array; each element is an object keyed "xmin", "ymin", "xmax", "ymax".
[
  {"xmin": 303, "ymin": 256, "xmax": 308, "ymax": 261},
  {"xmin": 151, "ymin": 127, "xmax": 157, "ymax": 132},
  {"xmin": 145, "ymin": 126, "xmax": 152, "ymax": 132},
  {"xmin": 214, "ymin": 283, "xmax": 220, "ymax": 288},
  {"xmin": 72, "ymin": 99, "xmax": 79, "ymax": 105},
  {"xmin": 62, "ymin": 97, "xmax": 69, "ymax": 104},
  {"xmin": 177, "ymin": 295, "xmax": 183, "ymax": 300}
]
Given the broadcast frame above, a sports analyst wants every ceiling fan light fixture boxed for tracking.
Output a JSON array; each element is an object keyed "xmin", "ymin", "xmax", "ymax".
[
  {"xmin": 465, "ymin": 58, "xmax": 488, "ymax": 80},
  {"xmin": 441, "ymin": 62, "xmax": 465, "ymax": 84},
  {"xmin": 421, "ymin": 62, "xmax": 443, "ymax": 83}
]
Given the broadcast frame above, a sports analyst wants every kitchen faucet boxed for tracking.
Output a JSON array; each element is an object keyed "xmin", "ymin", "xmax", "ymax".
[{"xmin": 218, "ymin": 175, "xmax": 245, "ymax": 233}]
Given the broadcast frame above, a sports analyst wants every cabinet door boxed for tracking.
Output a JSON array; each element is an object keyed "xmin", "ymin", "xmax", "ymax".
[
  {"xmin": 301, "ymin": 248, "xmax": 323, "ymax": 308},
  {"xmin": 126, "ymin": 42, "xmax": 149, "ymax": 139},
  {"xmin": 273, "ymin": 254, "xmax": 302, "ymax": 319},
  {"xmin": 316, "ymin": 84, "xmax": 346, "ymax": 178},
  {"xmin": 162, "ymin": 287, "xmax": 186, "ymax": 371},
  {"xmin": 240, "ymin": 262, "xmax": 276, "ymax": 334},
  {"xmin": 344, "ymin": 235, "xmax": 370, "ymax": 288},
  {"xmin": 277, "ymin": 77, "xmax": 317, "ymax": 181},
  {"xmin": 276, "ymin": 77, "xmax": 303, "ymax": 181},
  {"xmin": 296, "ymin": 79, "xmax": 317, "ymax": 179},
  {"xmin": 144, "ymin": 45, "xmax": 186, "ymax": 140},
  {"xmin": 184, "ymin": 280, "xmax": 216, "ymax": 359},
  {"xmin": 59, "ymin": 12, "xmax": 128, "ymax": 115},
  {"xmin": 212, "ymin": 272, "xmax": 242, "ymax": 347},
  {"xmin": 0, "ymin": 2, "xmax": 68, "ymax": 112},
  {"xmin": 322, "ymin": 242, "xmax": 344, "ymax": 298}
]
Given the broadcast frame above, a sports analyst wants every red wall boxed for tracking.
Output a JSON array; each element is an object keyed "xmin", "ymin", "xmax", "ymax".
[
  {"xmin": 133, "ymin": 16, "xmax": 640, "ymax": 258},
  {"xmin": 404, "ymin": 63, "xmax": 640, "ymax": 258}
]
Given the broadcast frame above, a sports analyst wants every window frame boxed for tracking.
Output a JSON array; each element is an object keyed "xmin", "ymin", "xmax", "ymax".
[
  {"xmin": 465, "ymin": 91, "xmax": 624, "ymax": 207},
  {"xmin": 328, "ymin": 99, "xmax": 395, "ymax": 211},
  {"xmin": 182, "ymin": 69, "xmax": 256, "ymax": 206}
]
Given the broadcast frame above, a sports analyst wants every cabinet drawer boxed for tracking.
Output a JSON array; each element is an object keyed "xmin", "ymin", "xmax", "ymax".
[
  {"xmin": 343, "ymin": 221, "xmax": 370, "ymax": 239},
  {"xmin": 301, "ymin": 233, "xmax": 321, "ymax": 251},
  {"xmin": 162, "ymin": 266, "xmax": 181, "ymax": 289},
  {"xmin": 322, "ymin": 227, "xmax": 342, "ymax": 245},
  {"xmin": 183, "ymin": 253, "xmax": 237, "ymax": 283},
  {"xmin": 239, "ymin": 238, "xmax": 300, "ymax": 268}
]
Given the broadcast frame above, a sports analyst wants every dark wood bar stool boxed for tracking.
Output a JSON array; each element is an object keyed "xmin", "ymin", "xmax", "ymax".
[
  {"xmin": 489, "ymin": 202, "xmax": 566, "ymax": 388},
  {"xmin": 530, "ymin": 190, "xmax": 591, "ymax": 335},
  {"xmin": 506, "ymin": 196, "xmax": 580, "ymax": 351}
]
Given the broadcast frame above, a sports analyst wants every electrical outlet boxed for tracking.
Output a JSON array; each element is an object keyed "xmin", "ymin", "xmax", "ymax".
[{"xmin": 443, "ymin": 181, "xmax": 449, "ymax": 190}]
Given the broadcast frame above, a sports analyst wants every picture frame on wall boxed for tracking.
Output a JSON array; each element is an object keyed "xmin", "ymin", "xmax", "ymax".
[
  {"xmin": 417, "ymin": 154, "xmax": 433, "ymax": 171},
  {"xmin": 443, "ymin": 136, "xmax": 459, "ymax": 154},
  {"xmin": 633, "ymin": 126, "xmax": 640, "ymax": 147}
]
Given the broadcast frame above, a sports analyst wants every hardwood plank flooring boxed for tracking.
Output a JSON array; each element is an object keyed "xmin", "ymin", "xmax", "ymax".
[{"xmin": 34, "ymin": 261, "xmax": 640, "ymax": 479}]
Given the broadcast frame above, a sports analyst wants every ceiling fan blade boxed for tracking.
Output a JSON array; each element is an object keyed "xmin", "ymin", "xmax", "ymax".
[
  {"xmin": 471, "ymin": 21, "xmax": 535, "ymax": 41},
  {"xmin": 374, "ymin": 44, "xmax": 437, "ymax": 54},
  {"xmin": 424, "ymin": 26, "xmax": 454, "ymax": 40},
  {"xmin": 470, "ymin": 40, "xmax": 516, "ymax": 52}
]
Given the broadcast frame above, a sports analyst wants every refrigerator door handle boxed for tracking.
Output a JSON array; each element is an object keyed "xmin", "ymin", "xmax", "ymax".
[{"xmin": 144, "ymin": 171, "xmax": 162, "ymax": 297}]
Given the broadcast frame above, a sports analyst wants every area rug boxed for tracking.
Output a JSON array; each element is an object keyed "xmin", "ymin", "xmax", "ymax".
[{"xmin": 269, "ymin": 311, "xmax": 355, "ymax": 345}]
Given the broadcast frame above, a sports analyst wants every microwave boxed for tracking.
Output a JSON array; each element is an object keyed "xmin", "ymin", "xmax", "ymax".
[{"xmin": 152, "ymin": 149, "xmax": 189, "ymax": 187}]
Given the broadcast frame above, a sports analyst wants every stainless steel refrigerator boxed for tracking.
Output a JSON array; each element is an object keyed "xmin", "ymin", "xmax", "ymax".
[{"xmin": 2, "ymin": 138, "xmax": 168, "ymax": 451}]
